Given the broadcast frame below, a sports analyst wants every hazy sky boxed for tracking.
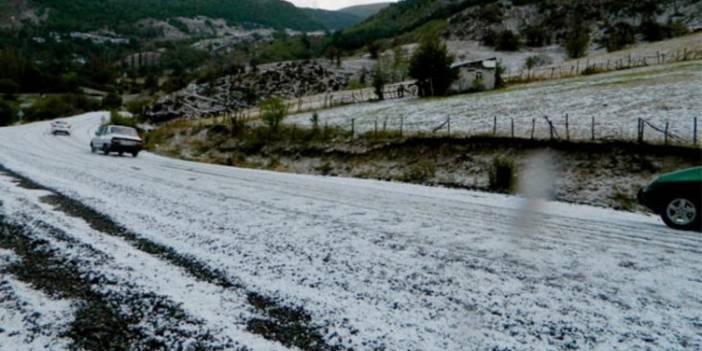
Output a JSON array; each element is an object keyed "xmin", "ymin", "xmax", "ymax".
[{"xmin": 287, "ymin": 0, "xmax": 398, "ymax": 11}]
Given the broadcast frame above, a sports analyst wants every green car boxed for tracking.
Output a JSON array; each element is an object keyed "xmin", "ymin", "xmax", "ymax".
[{"xmin": 638, "ymin": 167, "xmax": 702, "ymax": 231}]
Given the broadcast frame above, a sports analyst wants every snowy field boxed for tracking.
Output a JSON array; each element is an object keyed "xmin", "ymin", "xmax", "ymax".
[
  {"xmin": 1, "ymin": 112, "xmax": 701, "ymax": 350},
  {"xmin": 288, "ymin": 61, "xmax": 702, "ymax": 143}
]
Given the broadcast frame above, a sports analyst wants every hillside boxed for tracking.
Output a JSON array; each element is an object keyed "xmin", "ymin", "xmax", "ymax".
[
  {"xmin": 287, "ymin": 61, "xmax": 702, "ymax": 143},
  {"xmin": 301, "ymin": 7, "xmax": 362, "ymax": 31},
  {"xmin": 337, "ymin": 0, "xmax": 702, "ymax": 50},
  {"xmin": 338, "ymin": 2, "xmax": 393, "ymax": 19},
  {"xmin": 2, "ymin": 0, "xmax": 332, "ymax": 32}
]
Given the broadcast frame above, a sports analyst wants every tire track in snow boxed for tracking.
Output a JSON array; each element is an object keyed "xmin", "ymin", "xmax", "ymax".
[{"xmin": 0, "ymin": 166, "xmax": 343, "ymax": 351}]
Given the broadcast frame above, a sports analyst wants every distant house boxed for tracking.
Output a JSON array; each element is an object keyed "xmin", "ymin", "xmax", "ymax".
[{"xmin": 450, "ymin": 58, "xmax": 498, "ymax": 93}]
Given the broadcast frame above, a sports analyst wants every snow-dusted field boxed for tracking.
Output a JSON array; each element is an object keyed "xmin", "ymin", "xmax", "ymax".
[
  {"xmin": 288, "ymin": 61, "xmax": 702, "ymax": 143},
  {"xmin": 1, "ymin": 112, "xmax": 701, "ymax": 350}
]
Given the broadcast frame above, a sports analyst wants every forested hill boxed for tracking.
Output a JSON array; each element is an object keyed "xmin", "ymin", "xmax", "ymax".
[
  {"xmin": 301, "ymin": 7, "xmax": 363, "ymax": 31},
  {"xmin": 338, "ymin": 2, "xmax": 393, "ymax": 20},
  {"xmin": 5, "ymin": 0, "xmax": 346, "ymax": 32}
]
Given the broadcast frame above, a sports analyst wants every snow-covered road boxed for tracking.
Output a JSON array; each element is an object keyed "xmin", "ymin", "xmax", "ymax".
[{"xmin": 1, "ymin": 112, "xmax": 700, "ymax": 350}]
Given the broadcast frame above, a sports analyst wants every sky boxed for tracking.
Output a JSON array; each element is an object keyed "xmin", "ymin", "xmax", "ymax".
[{"xmin": 287, "ymin": 0, "xmax": 398, "ymax": 11}]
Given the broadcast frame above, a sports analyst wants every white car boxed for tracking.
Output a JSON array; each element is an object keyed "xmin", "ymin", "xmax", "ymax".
[
  {"xmin": 90, "ymin": 125, "xmax": 143, "ymax": 157},
  {"xmin": 50, "ymin": 121, "xmax": 71, "ymax": 135}
]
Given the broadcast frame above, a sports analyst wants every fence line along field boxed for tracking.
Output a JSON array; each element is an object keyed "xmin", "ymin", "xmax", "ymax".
[
  {"xmin": 287, "ymin": 61, "xmax": 702, "ymax": 144},
  {"xmin": 505, "ymin": 33, "xmax": 702, "ymax": 81}
]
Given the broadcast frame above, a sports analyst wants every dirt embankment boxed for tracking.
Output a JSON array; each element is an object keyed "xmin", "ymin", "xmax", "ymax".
[{"xmin": 148, "ymin": 122, "xmax": 702, "ymax": 211}]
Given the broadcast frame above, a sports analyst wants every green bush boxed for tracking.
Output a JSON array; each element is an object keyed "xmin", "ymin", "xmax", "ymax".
[
  {"xmin": 565, "ymin": 22, "xmax": 590, "ymax": 59},
  {"xmin": 0, "ymin": 99, "xmax": 18, "ymax": 126},
  {"xmin": 495, "ymin": 30, "xmax": 521, "ymax": 51},
  {"xmin": 0, "ymin": 79, "xmax": 20, "ymax": 95},
  {"xmin": 481, "ymin": 29, "xmax": 499, "ymax": 47},
  {"xmin": 478, "ymin": 3, "xmax": 504, "ymax": 24},
  {"xmin": 372, "ymin": 63, "xmax": 387, "ymax": 101},
  {"xmin": 582, "ymin": 65, "xmax": 606, "ymax": 76},
  {"xmin": 488, "ymin": 157, "xmax": 517, "ymax": 193},
  {"xmin": 602, "ymin": 22, "xmax": 636, "ymax": 52},
  {"xmin": 125, "ymin": 97, "xmax": 153, "ymax": 116},
  {"xmin": 24, "ymin": 94, "xmax": 99, "ymax": 122},
  {"xmin": 523, "ymin": 25, "xmax": 551, "ymax": 47},
  {"xmin": 102, "ymin": 92, "xmax": 123, "ymax": 109},
  {"xmin": 109, "ymin": 110, "xmax": 138, "ymax": 128},
  {"xmin": 405, "ymin": 160, "xmax": 436, "ymax": 183},
  {"xmin": 260, "ymin": 97, "xmax": 288, "ymax": 133},
  {"xmin": 640, "ymin": 19, "xmax": 689, "ymax": 42}
]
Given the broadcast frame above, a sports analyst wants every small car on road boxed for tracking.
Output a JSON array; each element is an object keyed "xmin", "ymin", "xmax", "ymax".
[
  {"xmin": 638, "ymin": 167, "xmax": 702, "ymax": 231},
  {"xmin": 90, "ymin": 125, "xmax": 143, "ymax": 157},
  {"xmin": 50, "ymin": 121, "xmax": 71, "ymax": 136}
]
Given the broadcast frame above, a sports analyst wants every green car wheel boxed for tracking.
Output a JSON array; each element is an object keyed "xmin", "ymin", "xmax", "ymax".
[
  {"xmin": 639, "ymin": 167, "xmax": 702, "ymax": 232},
  {"xmin": 661, "ymin": 196, "xmax": 700, "ymax": 231}
]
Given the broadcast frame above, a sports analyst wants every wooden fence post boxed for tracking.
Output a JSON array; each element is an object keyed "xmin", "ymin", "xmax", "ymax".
[
  {"xmin": 565, "ymin": 114, "xmax": 570, "ymax": 141},
  {"xmin": 694, "ymin": 117, "xmax": 698, "ymax": 145},
  {"xmin": 493, "ymin": 116, "xmax": 497, "ymax": 135},
  {"xmin": 351, "ymin": 118, "xmax": 355, "ymax": 138},
  {"xmin": 531, "ymin": 118, "xmax": 536, "ymax": 140},
  {"xmin": 447, "ymin": 117, "xmax": 451, "ymax": 137},
  {"xmin": 374, "ymin": 118, "xmax": 378, "ymax": 136},
  {"xmin": 510, "ymin": 118, "xmax": 514, "ymax": 138},
  {"xmin": 591, "ymin": 116, "xmax": 595, "ymax": 141},
  {"xmin": 637, "ymin": 118, "xmax": 644, "ymax": 143},
  {"xmin": 664, "ymin": 121, "xmax": 669, "ymax": 145},
  {"xmin": 400, "ymin": 116, "xmax": 404, "ymax": 137}
]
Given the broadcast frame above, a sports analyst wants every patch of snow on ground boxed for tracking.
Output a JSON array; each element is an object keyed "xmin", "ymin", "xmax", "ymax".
[
  {"xmin": 288, "ymin": 61, "xmax": 702, "ymax": 143},
  {"xmin": 0, "ymin": 251, "xmax": 74, "ymax": 351},
  {"xmin": 0, "ymin": 113, "xmax": 701, "ymax": 350}
]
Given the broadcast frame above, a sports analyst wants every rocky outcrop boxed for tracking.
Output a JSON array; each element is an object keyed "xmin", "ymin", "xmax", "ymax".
[{"xmin": 146, "ymin": 60, "xmax": 349, "ymax": 121}]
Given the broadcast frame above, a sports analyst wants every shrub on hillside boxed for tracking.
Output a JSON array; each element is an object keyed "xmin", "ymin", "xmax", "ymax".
[
  {"xmin": 565, "ymin": 22, "xmax": 590, "ymax": 58},
  {"xmin": 102, "ymin": 92, "xmax": 123, "ymax": 109},
  {"xmin": 372, "ymin": 63, "xmax": 387, "ymax": 101},
  {"xmin": 405, "ymin": 160, "xmax": 436, "ymax": 183},
  {"xmin": 523, "ymin": 25, "xmax": 551, "ymax": 47},
  {"xmin": 602, "ymin": 22, "xmax": 636, "ymax": 52},
  {"xmin": 488, "ymin": 157, "xmax": 517, "ymax": 193},
  {"xmin": 481, "ymin": 29, "xmax": 499, "ymax": 47},
  {"xmin": 639, "ymin": 20, "xmax": 688, "ymax": 42},
  {"xmin": 524, "ymin": 55, "xmax": 552, "ymax": 71},
  {"xmin": 495, "ymin": 30, "xmax": 521, "ymax": 51},
  {"xmin": 24, "ymin": 94, "xmax": 99, "ymax": 122},
  {"xmin": 478, "ymin": 3, "xmax": 504, "ymax": 24},
  {"xmin": 260, "ymin": 97, "xmax": 288, "ymax": 133},
  {"xmin": 109, "ymin": 110, "xmax": 138, "ymax": 128},
  {"xmin": 0, "ymin": 99, "xmax": 17, "ymax": 126},
  {"xmin": 125, "ymin": 97, "xmax": 153, "ymax": 116},
  {"xmin": 0, "ymin": 79, "xmax": 20, "ymax": 95}
]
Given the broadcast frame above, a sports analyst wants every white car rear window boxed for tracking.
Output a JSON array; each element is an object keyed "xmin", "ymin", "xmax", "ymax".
[{"xmin": 111, "ymin": 126, "xmax": 138, "ymax": 137}]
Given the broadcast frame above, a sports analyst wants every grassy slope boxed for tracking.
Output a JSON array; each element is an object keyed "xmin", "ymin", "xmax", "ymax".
[{"xmin": 146, "ymin": 121, "xmax": 701, "ymax": 212}]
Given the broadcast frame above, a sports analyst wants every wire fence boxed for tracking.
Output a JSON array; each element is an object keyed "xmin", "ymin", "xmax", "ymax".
[
  {"xmin": 506, "ymin": 46, "xmax": 702, "ymax": 82},
  {"xmin": 330, "ymin": 114, "xmax": 700, "ymax": 146}
]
